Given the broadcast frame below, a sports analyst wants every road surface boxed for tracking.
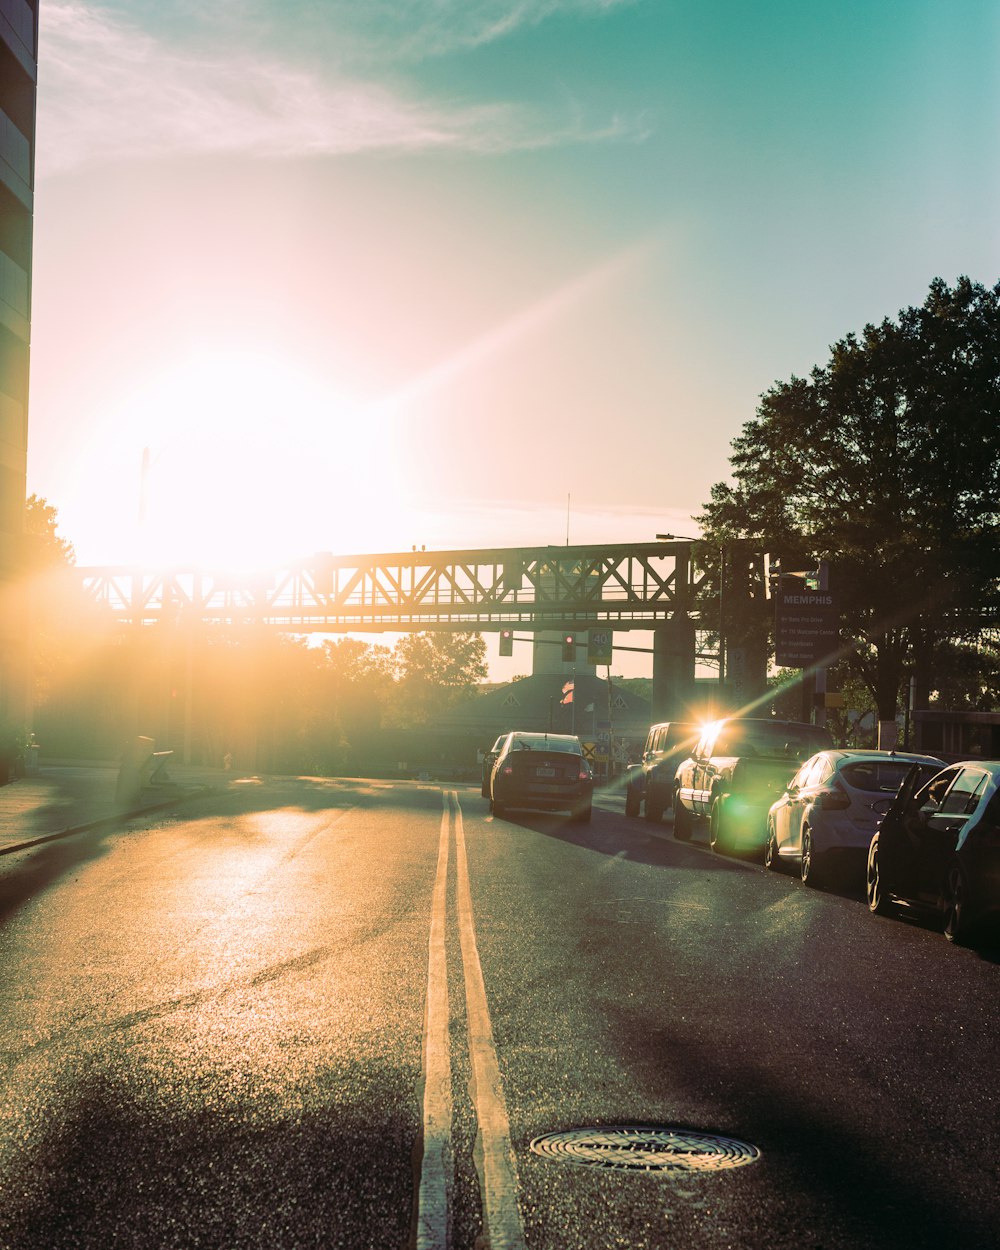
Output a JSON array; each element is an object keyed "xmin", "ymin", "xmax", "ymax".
[{"xmin": 0, "ymin": 777, "xmax": 996, "ymax": 1248}]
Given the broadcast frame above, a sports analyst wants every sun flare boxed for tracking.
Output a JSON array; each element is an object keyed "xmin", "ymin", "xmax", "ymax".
[{"xmin": 80, "ymin": 349, "xmax": 411, "ymax": 571}]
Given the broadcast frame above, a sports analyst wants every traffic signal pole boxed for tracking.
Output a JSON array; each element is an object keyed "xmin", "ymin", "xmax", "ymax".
[{"xmin": 814, "ymin": 561, "xmax": 829, "ymax": 730}]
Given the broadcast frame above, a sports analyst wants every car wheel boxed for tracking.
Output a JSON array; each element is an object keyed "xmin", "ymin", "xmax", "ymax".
[
  {"xmin": 866, "ymin": 836, "xmax": 892, "ymax": 915},
  {"xmin": 764, "ymin": 821, "xmax": 782, "ymax": 872},
  {"xmin": 943, "ymin": 862, "xmax": 975, "ymax": 945},
  {"xmin": 710, "ymin": 799, "xmax": 732, "ymax": 855},
  {"xmin": 625, "ymin": 787, "xmax": 641, "ymax": 818},
  {"xmin": 672, "ymin": 794, "xmax": 692, "ymax": 841},
  {"xmin": 800, "ymin": 828, "xmax": 824, "ymax": 887},
  {"xmin": 645, "ymin": 789, "xmax": 664, "ymax": 822}
]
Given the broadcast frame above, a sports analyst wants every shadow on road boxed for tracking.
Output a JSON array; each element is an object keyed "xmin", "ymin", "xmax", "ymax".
[
  {"xmin": 0, "ymin": 1063, "xmax": 418, "ymax": 1250},
  {"xmin": 600, "ymin": 1003, "xmax": 999, "ymax": 1250}
]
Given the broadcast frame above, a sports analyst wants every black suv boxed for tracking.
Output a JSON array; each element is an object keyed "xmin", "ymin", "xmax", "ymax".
[{"xmin": 625, "ymin": 721, "xmax": 700, "ymax": 821}]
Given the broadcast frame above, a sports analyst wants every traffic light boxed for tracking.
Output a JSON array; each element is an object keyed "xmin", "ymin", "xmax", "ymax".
[
  {"xmin": 499, "ymin": 629, "xmax": 513, "ymax": 657},
  {"xmin": 562, "ymin": 633, "xmax": 576, "ymax": 662}
]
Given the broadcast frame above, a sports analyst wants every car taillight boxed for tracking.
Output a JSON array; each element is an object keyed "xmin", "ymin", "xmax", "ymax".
[
  {"xmin": 579, "ymin": 766, "xmax": 591, "ymax": 781},
  {"xmin": 501, "ymin": 764, "xmax": 513, "ymax": 777},
  {"xmin": 817, "ymin": 784, "xmax": 850, "ymax": 811}
]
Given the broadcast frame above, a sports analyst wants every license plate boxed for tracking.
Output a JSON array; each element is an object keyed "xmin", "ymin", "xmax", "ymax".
[{"xmin": 536, "ymin": 766, "xmax": 555, "ymax": 778}]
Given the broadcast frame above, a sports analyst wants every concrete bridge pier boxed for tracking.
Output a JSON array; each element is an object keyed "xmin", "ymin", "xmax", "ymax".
[{"xmin": 651, "ymin": 616, "xmax": 696, "ymax": 724}]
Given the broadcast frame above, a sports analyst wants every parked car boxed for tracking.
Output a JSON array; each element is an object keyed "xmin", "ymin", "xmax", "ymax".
[
  {"xmin": 481, "ymin": 735, "xmax": 506, "ymax": 797},
  {"xmin": 490, "ymin": 731, "xmax": 593, "ymax": 822},
  {"xmin": 866, "ymin": 759, "xmax": 1000, "ymax": 944},
  {"xmin": 765, "ymin": 750, "xmax": 945, "ymax": 886},
  {"xmin": 624, "ymin": 721, "xmax": 699, "ymax": 821},
  {"xmin": 673, "ymin": 717, "xmax": 834, "ymax": 854}
]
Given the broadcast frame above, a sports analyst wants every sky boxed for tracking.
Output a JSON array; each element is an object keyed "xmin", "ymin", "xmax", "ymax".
[{"xmin": 25, "ymin": 0, "xmax": 1000, "ymax": 675}]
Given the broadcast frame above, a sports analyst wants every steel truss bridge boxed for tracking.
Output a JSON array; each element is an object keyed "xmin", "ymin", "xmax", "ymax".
[{"xmin": 78, "ymin": 541, "xmax": 713, "ymax": 633}]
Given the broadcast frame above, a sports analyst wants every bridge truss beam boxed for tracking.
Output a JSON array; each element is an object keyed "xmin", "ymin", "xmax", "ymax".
[{"xmin": 78, "ymin": 541, "xmax": 712, "ymax": 632}]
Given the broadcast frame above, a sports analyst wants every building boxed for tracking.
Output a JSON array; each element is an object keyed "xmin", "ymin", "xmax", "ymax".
[
  {"xmin": 913, "ymin": 709, "xmax": 1000, "ymax": 763},
  {"xmin": 0, "ymin": 0, "xmax": 37, "ymax": 731}
]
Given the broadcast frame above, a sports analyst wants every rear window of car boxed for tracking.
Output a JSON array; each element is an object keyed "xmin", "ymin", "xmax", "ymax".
[
  {"xmin": 841, "ymin": 762, "xmax": 920, "ymax": 793},
  {"xmin": 714, "ymin": 722, "xmax": 831, "ymax": 759},
  {"xmin": 509, "ymin": 735, "xmax": 582, "ymax": 754}
]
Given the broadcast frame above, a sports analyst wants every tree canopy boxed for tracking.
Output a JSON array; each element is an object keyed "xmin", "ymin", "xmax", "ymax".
[
  {"xmin": 700, "ymin": 276, "xmax": 1000, "ymax": 720},
  {"xmin": 24, "ymin": 494, "xmax": 75, "ymax": 568}
]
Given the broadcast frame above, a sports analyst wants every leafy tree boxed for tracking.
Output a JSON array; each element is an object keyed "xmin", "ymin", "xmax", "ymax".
[
  {"xmin": 388, "ymin": 631, "xmax": 488, "ymax": 726},
  {"xmin": 321, "ymin": 637, "xmax": 395, "ymax": 767},
  {"xmin": 22, "ymin": 496, "xmax": 87, "ymax": 730},
  {"xmin": 24, "ymin": 494, "xmax": 75, "ymax": 568},
  {"xmin": 700, "ymin": 277, "xmax": 1000, "ymax": 733}
]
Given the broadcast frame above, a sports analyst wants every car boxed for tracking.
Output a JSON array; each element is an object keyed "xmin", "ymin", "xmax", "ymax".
[
  {"xmin": 489, "ymin": 731, "xmax": 594, "ymax": 822},
  {"xmin": 481, "ymin": 735, "xmax": 506, "ymax": 797},
  {"xmin": 866, "ymin": 759, "xmax": 1000, "ymax": 944},
  {"xmin": 765, "ymin": 749, "xmax": 945, "ymax": 886},
  {"xmin": 624, "ymin": 721, "xmax": 699, "ymax": 821},
  {"xmin": 673, "ymin": 717, "xmax": 834, "ymax": 854}
]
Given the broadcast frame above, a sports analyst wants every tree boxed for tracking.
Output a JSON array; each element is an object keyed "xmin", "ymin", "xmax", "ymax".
[
  {"xmin": 24, "ymin": 494, "xmax": 75, "ymax": 568},
  {"xmin": 699, "ymin": 277, "xmax": 1000, "ymax": 738},
  {"xmin": 22, "ymin": 496, "xmax": 87, "ymax": 735},
  {"xmin": 389, "ymin": 631, "xmax": 488, "ymax": 727}
]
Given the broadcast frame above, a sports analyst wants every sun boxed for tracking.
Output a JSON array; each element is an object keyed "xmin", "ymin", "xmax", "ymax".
[{"xmin": 90, "ymin": 348, "xmax": 411, "ymax": 571}]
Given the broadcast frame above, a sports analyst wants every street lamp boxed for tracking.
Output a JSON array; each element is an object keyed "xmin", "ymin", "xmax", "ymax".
[{"xmin": 656, "ymin": 533, "xmax": 725, "ymax": 686}]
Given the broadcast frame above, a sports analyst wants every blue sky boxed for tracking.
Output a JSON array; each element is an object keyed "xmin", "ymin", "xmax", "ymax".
[{"xmin": 27, "ymin": 0, "xmax": 1000, "ymax": 579}]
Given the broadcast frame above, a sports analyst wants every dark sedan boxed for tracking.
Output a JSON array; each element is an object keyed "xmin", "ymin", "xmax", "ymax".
[
  {"xmin": 490, "ymin": 731, "xmax": 593, "ymax": 823},
  {"xmin": 866, "ymin": 759, "xmax": 1000, "ymax": 944},
  {"xmin": 481, "ymin": 735, "xmax": 506, "ymax": 797}
]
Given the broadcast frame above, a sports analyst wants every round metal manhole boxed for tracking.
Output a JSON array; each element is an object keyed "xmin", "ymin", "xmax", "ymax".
[{"xmin": 529, "ymin": 1126, "xmax": 761, "ymax": 1174}]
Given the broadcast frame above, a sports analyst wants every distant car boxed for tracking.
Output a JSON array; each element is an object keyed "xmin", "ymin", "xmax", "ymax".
[
  {"xmin": 765, "ymin": 750, "xmax": 945, "ymax": 886},
  {"xmin": 624, "ymin": 721, "xmax": 699, "ymax": 821},
  {"xmin": 867, "ymin": 759, "xmax": 1000, "ymax": 944},
  {"xmin": 481, "ymin": 735, "xmax": 506, "ymax": 797},
  {"xmin": 673, "ymin": 717, "xmax": 834, "ymax": 854},
  {"xmin": 490, "ymin": 731, "xmax": 593, "ymax": 822}
]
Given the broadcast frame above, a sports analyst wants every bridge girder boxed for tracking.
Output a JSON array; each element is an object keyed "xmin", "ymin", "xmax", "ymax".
[{"xmin": 77, "ymin": 541, "xmax": 713, "ymax": 632}]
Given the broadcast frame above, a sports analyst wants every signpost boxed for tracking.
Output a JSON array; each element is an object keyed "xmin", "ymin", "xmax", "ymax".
[
  {"xmin": 774, "ymin": 576, "xmax": 838, "ymax": 668},
  {"xmin": 588, "ymin": 628, "xmax": 613, "ymax": 666}
]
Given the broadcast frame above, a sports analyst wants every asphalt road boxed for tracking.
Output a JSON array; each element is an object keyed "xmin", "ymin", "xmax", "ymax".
[{"xmin": 0, "ymin": 777, "xmax": 997, "ymax": 1249}]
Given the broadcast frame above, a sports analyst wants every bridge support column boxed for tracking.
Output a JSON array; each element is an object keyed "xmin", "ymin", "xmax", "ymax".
[{"xmin": 651, "ymin": 616, "xmax": 696, "ymax": 723}]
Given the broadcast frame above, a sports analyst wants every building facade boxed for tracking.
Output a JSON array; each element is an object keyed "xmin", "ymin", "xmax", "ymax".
[{"xmin": 0, "ymin": 0, "xmax": 37, "ymax": 729}]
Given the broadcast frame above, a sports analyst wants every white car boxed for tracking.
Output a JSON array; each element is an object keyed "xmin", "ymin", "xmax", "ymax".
[{"xmin": 764, "ymin": 749, "xmax": 944, "ymax": 886}]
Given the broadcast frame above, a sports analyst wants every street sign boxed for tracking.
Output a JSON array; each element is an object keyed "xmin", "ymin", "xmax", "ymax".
[
  {"xmin": 588, "ymin": 628, "xmax": 613, "ymax": 665},
  {"xmin": 582, "ymin": 741, "xmax": 597, "ymax": 763},
  {"xmin": 774, "ymin": 577, "xmax": 839, "ymax": 667},
  {"xmin": 813, "ymin": 691, "xmax": 845, "ymax": 709}
]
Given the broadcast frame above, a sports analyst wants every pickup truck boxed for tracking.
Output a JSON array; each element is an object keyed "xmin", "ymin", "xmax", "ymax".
[{"xmin": 673, "ymin": 717, "xmax": 834, "ymax": 855}]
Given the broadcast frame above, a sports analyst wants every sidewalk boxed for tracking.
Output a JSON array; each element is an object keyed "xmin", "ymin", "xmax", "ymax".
[{"xmin": 0, "ymin": 759, "xmax": 232, "ymax": 857}]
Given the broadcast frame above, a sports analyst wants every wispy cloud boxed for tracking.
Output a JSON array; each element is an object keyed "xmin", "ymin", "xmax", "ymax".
[
  {"xmin": 37, "ymin": 2, "xmax": 649, "ymax": 174},
  {"xmin": 306, "ymin": 0, "xmax": 639, "ymax": 61}
]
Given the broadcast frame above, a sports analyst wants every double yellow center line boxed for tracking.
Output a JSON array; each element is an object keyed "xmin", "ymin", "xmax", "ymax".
[{"xmin": 416, "ymin": 791, "xmax": 526, "ymax": 1250}]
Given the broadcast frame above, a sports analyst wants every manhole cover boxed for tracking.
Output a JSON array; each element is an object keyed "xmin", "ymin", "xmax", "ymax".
[{"xmin": 529, "ymin": 1126, "xmax": 761, "ymax": 1173}]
